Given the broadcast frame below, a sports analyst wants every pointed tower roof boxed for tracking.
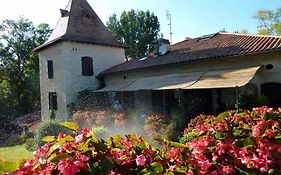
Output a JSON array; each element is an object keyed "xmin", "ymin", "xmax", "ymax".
[{"xmin": 34, "ymin": 0, "xmax": 127, "ymax": 51}]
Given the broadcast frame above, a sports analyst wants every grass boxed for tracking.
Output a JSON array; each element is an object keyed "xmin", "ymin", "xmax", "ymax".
[{"xmin": 0, "ymin": 145, "xmax": 33, "ymax": 162}]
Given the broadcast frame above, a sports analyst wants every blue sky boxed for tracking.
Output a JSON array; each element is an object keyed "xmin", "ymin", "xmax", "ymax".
[{"xmin": 0, "ymin": 0, "xmax": 280, "ymax": 44}]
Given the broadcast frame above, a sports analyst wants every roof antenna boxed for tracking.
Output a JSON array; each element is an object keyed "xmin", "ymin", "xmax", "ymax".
[{"xmin": 166, "ymin": 10, "xmax": 172, "ymax": 45}]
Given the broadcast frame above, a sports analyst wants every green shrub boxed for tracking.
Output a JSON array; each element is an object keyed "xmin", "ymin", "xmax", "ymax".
[
  {"xmin": 91, "ymin": 125, "xmax": 108, "ymax": 138},
  {"xmin": 237, "ymin": 89, "xmax": 268, "ymax": 110},
  {"xmin": 144, "ymin": 113, "xmax": 175, "ymax": 142},
  {"xmin": 26, "ymin": 120, "xmax": 71, "ymax": 151}
]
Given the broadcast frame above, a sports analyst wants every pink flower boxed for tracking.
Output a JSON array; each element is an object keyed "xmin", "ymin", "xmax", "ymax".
[
  {"xmin": 209, "ymin": 170, "xmax": 218, "ymax": 175},
  {"xmin": 75, "ymin": 134, "xmax": 84, "ymax": 143},
  {"xmin": 82, "ymin": 128, "xmax": 90, "ymax": 135},
  {"xmin": 196, "ymin": 125, "xmax": 208, "ymax": 134},
  {"xmin": 34, "ymin": 143, "xmax": 50, "ymax": 158},
  {"xmin": 109, "ymin": 170, "xmax": 121, "ymax": 175},
  {"xmin": 252, "ymin": 126, "xmax": 261, "ymax": 137},
  {"xmin": 40, "ymin": 164, "xmax": 56, "ymax": 175},
  {"xmin": 58, "ymin": 159, "xmax": 79, "ymax": 175},
  {"xmin": 167, "ymin": 147, "xmax": 181, "ymax": 163},
  {"xmin": 58, "ymin": 133, "xmax": 67, "ymax": 139},
  {"xmin": 186, "ymin": 169, "xmax": 194, "ymax": 175},
  {"xmin": 222, "ymin": 165, "xmax": 235, "ymax": 174},
  {"xmin": 136, "ymin": 155, "xmax": 146, "ymax": 166},
  {"xmin": 265, "ymin": 130, "xmax": 275, "ymax": 138}
]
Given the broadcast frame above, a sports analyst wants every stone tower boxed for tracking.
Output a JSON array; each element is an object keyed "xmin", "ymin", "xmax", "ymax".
[{"xmin": 34, "ymin": 0, "xmax": 126, "ymax": 120}]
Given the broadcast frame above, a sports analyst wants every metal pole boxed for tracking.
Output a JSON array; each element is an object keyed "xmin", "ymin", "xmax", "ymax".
[{"xmin": 166, "ymin": 10, "xmax": 172, "ymax": 44}]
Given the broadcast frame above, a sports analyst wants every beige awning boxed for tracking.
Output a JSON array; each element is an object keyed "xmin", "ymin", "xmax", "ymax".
[
  {"xmin": 98, "ymin": 72, "xmax": 204, "ymax": 91},
  {"xmin": 184, "ymin": 66, "xmax": 261, "ymax": 89},
  {"xmin": 98, "ymin": 66, "xmax": 261, "ymax": 91}
]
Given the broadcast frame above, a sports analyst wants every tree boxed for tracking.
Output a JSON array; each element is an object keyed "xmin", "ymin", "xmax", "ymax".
[
  {"xmin": 107, "ymin": 9, "xmax": 160, "ymax": 60},
  {"xmin": 234, "ymin": 29, "xmax": 249, "ymax": 34},
  {"xmin": 0, "ymin": 18, "xmax": 51, "ymax": 116},
  {"xmin": 254, "ymin": 7, "xmax": 281, "ymax": 35}
]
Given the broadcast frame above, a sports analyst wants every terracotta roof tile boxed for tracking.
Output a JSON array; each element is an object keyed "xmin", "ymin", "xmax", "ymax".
[{"xmin": 102, "ymin": 33, "xmax": 281, "ymax": 75}]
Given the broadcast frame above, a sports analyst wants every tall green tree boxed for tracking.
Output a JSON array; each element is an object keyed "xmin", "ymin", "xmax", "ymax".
[
  {"xmin": 254, "ymin": 7, "xmax": 281, "ymax": 35},
  {"xmin": 107, "ymin": 9, "xmax": 160, "ymax": 60},
  {"xmin": 0, "ymin": 18, "xmax": 51, "ymax": 116}
]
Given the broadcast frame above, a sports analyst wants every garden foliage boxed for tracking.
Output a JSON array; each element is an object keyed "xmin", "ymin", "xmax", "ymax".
[
  {"xmin": 25, "ymin": 120, "xmax": 71, "ymax": 151},
  {"xmin": 5, "ymin": 106, "xmax": 281, "ymax": 175}
]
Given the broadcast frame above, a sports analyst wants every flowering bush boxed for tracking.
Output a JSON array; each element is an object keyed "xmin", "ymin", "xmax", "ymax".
[
  {"xmin": 71, "ymin": 110, "xmax": 129, "ymax": 129},
  {"xmin": 112, "ymin": 112, "xmax": 127, "ymax": 127},
  {"xmin": 177, "ymin": 106, "xmax": 281, "ymax": 174},
  {"xmin": 11, "ymin": 122, "xmax": 169, "ymax": 175},
  {"xmin": 5, "ymin": 106, "xmax": 281, "ymax": 175},
  {"xmin": 144, "ymin": 113, "xmax": 174, "ymax": 141},
  {"xmin": 71, "ymin": 110, "xmax": 112, "ymax": 128}
]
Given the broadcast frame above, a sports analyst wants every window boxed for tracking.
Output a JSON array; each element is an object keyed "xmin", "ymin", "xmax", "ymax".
[
  {"xmin": 261, "ymin": 83, "xmax": 281, "ymax": 108},
  {"xmin": 48, "ymin": 92, "xmax": 57, "ymax": 110},
  {"xmin": 47, "ymin": 60, "xmax": 53, "ymax": 79},
  {"xmin": 81, "ymin": 57, "xmax": 93, "ymax": 76}
]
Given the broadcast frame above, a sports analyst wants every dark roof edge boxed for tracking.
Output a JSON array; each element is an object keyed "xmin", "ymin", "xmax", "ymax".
[
  {"xmin": 34, "ymin": 36, "xmax": 129, "ymax": 52},
  {"xmin": 100, "ymin": 48, "xmax": 281, "ymax": 76}
]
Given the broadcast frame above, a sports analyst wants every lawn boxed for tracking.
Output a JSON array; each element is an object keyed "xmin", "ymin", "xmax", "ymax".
[{"xmin": 0, "ymin": 145, "xmax": 33, "ymax": 162}]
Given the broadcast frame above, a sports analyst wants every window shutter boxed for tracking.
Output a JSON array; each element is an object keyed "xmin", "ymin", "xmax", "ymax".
[
  {"xmin": 47, "ymin": 60, "xmax": 54, "ymax": 79},
  {"xmin": 82, "ymin": 57, "xmax": 94, "ymax": 76}
]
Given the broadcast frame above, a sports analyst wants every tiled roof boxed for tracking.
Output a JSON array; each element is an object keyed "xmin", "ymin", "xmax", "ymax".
[
  {"xmin": 102, "ymin": 33, "xmax": 281, "ymax": 75},
  {"xmin": 34, "ymin": 0, "xmax": 127, "ymax": 51}
]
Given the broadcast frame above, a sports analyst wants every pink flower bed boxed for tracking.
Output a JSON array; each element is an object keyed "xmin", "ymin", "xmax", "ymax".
[{"xmin": 6, "ymin": 106, "xmax": 281, "ymax": 175}]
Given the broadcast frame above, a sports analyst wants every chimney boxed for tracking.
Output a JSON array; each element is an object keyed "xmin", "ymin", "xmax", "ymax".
[{"xmin": 153, "ymin": 39, "xmax": 170, "ymax": 56}]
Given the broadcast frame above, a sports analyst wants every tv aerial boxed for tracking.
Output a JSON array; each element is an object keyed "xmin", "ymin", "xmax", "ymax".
[{"xmin": 166, "ymin": 10, "xmax": 173, "ymax": 45}]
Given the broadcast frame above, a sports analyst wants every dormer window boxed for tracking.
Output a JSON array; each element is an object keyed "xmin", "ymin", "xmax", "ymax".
[
  {"xmin": 47, "ymin": 60, "xmax": 53, "ymax": 79},
  {"xmin": 81, "ymin": 56, "xmax": 94, "ymax": 76}
]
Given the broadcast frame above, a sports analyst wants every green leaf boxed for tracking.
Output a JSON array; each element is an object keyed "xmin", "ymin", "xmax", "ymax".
[
  {"xmin": 165, "ymin": 172, "xmax": 175, "ymax": 175},
  {"xmin": 0, "ymin": 160, "xmax": 19, "ymax": 173},
  {"xmin": 60, "ymin": 122, "xmax": 78, "ymax": 131},
  {"xmin": 262, "ymin": 113, "xmax": 269, "ymax": 120},
  {"xmin": 150, "ymin": 162, "xmax": 164, "ymax": 173},
  {"xmin": 126, "ymin": 134, "xmax": 138, "ymax": 141},
  {"xmin": 235, "ymin": 138, "xmax": 254, "ymax": 148},
  {"xmin": 233, "ymin": 129, "xmax": 242, "ymax": 136},
  {"xmin": 268, "ymin": 169, "xmax": 275, "ymax": 174},
  {"xmin": 61, "ymin": 135, "xmax": 75, "ymax": 142},
  {"xmin": 101, "ymin": 158, "xmax": 115, "ymax": 171},
  {"xmin": 41, "ymin": 136, "xmax": 55, "ymax": 142},
  {"xmin": 234, "ymin": 165, "xmax": 250, "ymax": 175},
  {"xmin": 214, "ymin": 111, "xmax": 231, "ymax": 122},
  {"xmin": 112, "ymin": 135, "xmax": 122, "ymax": 143},
  {"xmin": 49, "ymin": 153, "xmax": 72, "ymax": 162},
  {"xmin": 48, "ymin": 144, "xmax": 61, "ymax": 155},
  {"xmin": 185, "ymin": 131, "xmax": 198, "ymax": 141},
  {"xmin": 274, "ymin": 133, "xmax": 281, "ymax": 139},
  {"xmin": 215, "ymin": 132, "xmax": 225, "ymax": 140},
  {"xmin": 169, "ymin": 141, "xmax": 187, "ymax": 148},
  {"xmin": 242, "ymin": 124, "xmax": 251, "ymax": 130}
]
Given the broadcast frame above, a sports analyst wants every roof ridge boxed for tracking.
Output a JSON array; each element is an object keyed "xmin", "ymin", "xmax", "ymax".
[{"xmin": 219, "ymin": 32, "xmax": 281, "ymax": 38}]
